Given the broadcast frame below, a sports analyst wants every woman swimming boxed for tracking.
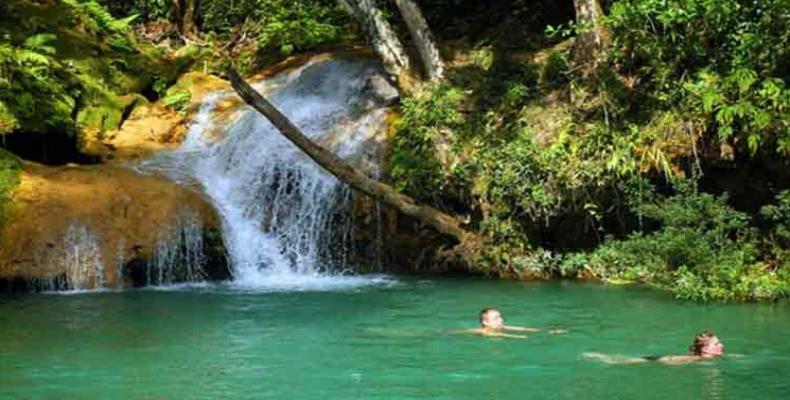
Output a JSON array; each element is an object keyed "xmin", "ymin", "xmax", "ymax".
[{"xmin": 584, "ymin": 330, "xmax": 725, "ymax": 365}]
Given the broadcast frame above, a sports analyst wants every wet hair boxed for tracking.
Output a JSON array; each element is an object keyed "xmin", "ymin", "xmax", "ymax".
[
  {"xmin": 689, "ymin": 330, "xmax": 718, "ymax": 355},
  {"xmin": 479, "ymin": 308, "xmax": 501, "ymax": 325}
]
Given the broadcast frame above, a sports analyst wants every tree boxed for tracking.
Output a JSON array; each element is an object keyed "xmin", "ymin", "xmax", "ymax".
[
  {"xmin": 181, "ymin": 0, "xmax": 198, "ymax": 37},
  {"xmin": 227, "ymin": 67, "xmax": 479, "ymax": 251},
  {"xmin": 393, "ymin": 0, "xmax": 444, "ymax": 81},
  {"xmin": 571, "ymin": 0, "xmax": 607, "ymax": 65},
  {"xmin": 339, "ymin": 0, "xmax": 417, "ymax": 92}
]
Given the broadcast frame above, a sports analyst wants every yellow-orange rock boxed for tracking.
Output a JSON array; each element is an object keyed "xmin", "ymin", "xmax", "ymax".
[{"xmin": 0, "ymin": 162, "xmax": 220, "ymax": 288}]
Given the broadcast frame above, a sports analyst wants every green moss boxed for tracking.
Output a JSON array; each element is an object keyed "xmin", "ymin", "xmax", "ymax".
[
  {"xmin": 0, "ymin": 148, "xmax": 21, "ymax": 227},
  {"xmin": 77, "ymin": 102, "xmax": 122, "ymax": 131}
]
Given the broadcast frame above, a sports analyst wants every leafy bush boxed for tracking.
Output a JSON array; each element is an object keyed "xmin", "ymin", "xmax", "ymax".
[
  {"xmin": 761, "ymin": 190, "xmax": 790, "ymax": 262},
  {"xmin": 0, "ymin": 0, "xmax": 179, "ymax": 141},
  {"xmin": 390, "ymin": 85, "xmax": 467, "ymax": 203},
  {"xmin": 561, "ymin": 184, "xmax": 790, "ymax": 301},
  {"xmin": 542, "ymin": 50, "xmax": 569, "ymax": 88},
  {"xmin": 199, "ymin": 0, "xmax": 348, "ymax": 55},
  {"xmin": 605, "ymin": 0, "xmax": 790, "ymax": 155},
  {"xmin": 0, "ymin": 148, "xmax": 21, "ymax": 226},
  {"xmin": 0, "ymin": 34, "xmax": 75, "ymax": 135},
  {"xmin": 252, "ymin": 2, "xmax": 344, "ymax": 55}
]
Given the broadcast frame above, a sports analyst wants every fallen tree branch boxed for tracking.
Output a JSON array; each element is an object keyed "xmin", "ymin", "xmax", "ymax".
[{"xmin": 227, "ymin": 67, "xmax": 478, "ymax": 248}]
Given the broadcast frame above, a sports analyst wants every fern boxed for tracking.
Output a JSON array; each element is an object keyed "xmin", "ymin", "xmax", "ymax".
[
  {"xmin": 111, "ymin": 14, "xmax": 140, "ymax": 32},
  {"xmin": 63, "ymin": 0, "xmax": 134, "ymax": 34},
  {"xmin": 14, "ymin": 49, "xmax": 51, "ymax": 67},
  {"xmin": 23, "ymin": 34, "xmax": 57, "ymax": 55}
]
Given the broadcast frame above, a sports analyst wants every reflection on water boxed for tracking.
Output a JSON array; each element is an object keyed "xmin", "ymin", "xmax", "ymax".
[{"xmin": 705, "ymin": 367, "xmax": 724, "ymax": 400}]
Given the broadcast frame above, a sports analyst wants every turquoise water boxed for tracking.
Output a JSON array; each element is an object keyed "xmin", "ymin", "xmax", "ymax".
[{"xmin": 1, "ymin": 278, "xmax": 788, "ymax": 399}]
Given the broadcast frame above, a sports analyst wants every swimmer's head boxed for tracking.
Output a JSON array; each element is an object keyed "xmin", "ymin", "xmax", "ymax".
[
  {"xmin": 479, "ymin": 308, "xmax": 504, "ymax": 329},
  {"xmin": 689, "ymin": 331, "xmax": 724, "ymax": 357}
]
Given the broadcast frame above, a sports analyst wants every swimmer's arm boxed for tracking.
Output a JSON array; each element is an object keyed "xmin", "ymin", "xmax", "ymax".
[
  {"xmin": 503, "ymin": 325, "xmax": 541, "ymax": 333},
  {"xmin": 583, "ymin": 352, "xmax": 648, "ymax": 365},
  {"xmin": 455, "ymin": 329, "xmax": 528, "ymax": 339},
  {"xmin": 486, "ymin": 331, "xmax": 529, "ymax": 339},
  {"xmin": 455, "ymin": 328, "xmax": 484, "ymax": 335}
]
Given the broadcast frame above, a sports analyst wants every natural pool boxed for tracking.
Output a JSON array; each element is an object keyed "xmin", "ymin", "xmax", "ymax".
[{"xmin": 1, "ymin": 278, "xmax": 788, "ymax": 399}]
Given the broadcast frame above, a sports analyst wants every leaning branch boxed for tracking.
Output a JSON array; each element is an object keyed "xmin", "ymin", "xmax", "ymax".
[{"xmin": 227, "ymin": 67, "xmax": 475, "ymax": 246}]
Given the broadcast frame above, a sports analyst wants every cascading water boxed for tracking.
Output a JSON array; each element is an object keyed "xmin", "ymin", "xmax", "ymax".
[
  {"xmin": 37, "ymin": 212, "xmax": 210, "ymax": 291},
  {"xmin": 147, "ymin": 210, "xmax": 208, "ymax": 286},
  {"xmin": 42, "ymin": 224, "xmax": 105, "ymax": 291},
  {"xmin": 138, "ymin": 58, "xmax": 396, "ymax": 289}
]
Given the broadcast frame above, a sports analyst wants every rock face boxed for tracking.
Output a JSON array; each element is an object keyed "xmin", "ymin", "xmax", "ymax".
[
  {"xmin": 80, "ymin": 72, "xmax": 231, "ymax": 162},
  {"xmin": 0, "ymin": 163, "xmax": 228, "ymax": 291}
]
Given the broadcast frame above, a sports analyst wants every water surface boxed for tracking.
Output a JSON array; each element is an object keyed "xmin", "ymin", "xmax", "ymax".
[{"xmin": 1, "ymin": 279, "xmax": 788, "ymax": 399}]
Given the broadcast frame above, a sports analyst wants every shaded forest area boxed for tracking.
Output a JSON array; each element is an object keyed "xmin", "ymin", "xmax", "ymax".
[{"xmin": 1, "ymin": 0, "xmax": 788, "ymax": 300}]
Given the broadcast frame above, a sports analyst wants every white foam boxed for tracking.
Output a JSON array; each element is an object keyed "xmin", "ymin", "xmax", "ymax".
[{"xmin": 138, "ymin": 59, "xmax": 394, "ymax": 290}]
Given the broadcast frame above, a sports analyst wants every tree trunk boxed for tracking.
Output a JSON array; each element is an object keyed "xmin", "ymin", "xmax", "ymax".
[
  {"xmin": 339, "ymin": 0, "xmax": 417, "ymax": 93},
  {"xmin": 170, "ymin": 0, "xmax": 182, "ymax": 30},
  {"xmin": 393, "ymin": 0, "xmax": 444, "ymax": 81},
  {"xmin": 572, "ymin": 0, "xmax": 607, "ymax": 65},
  {"xmin": 181, "ymin": 0, "xmax": 198, "ymax": 37},
  {"xmin": 227, "ymin": 67, "xmax": 476, "ymax": 247}
]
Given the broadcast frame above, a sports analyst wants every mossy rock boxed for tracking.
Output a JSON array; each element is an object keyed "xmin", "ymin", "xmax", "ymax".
[{"xmin": 77, "ymin": 98, "xmax": 125, "ymax": 132}]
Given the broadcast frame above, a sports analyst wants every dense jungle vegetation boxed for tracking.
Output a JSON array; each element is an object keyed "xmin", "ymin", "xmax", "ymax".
[{"xmin": 0, "ymin": 0, "xmax": 788, "ymax": 301}]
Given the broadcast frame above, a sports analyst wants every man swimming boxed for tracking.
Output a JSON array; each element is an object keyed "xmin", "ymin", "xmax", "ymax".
[
  {"xmin": 584, "ymin": 330, "xmax": 726, "ymax": 365},
  {"xmin": 466, "ymin": 308, "xmax": 552, "ymax": 338}
]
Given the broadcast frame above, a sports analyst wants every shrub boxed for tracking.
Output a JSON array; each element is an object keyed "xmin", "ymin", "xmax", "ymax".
[
  {"xmin": 0, "ymin": 148, "xmax": 21, "ymax": 226},
  {"xmin": 605, "ymin": 0, "xmax": 790, "ymax": 155},
  {"xmin": 561, "ymin": 183, "xmax": 790, "ymax": 301}
]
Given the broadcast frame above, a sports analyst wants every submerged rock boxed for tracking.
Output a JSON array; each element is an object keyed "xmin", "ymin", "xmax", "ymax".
[{"xmin": 0, "ymin": 163, "xmax": 228, "ymax": 290}]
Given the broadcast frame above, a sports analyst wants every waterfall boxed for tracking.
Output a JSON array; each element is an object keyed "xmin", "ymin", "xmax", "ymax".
[
  {"xmin": 43, "ymin": 224, "xmax": 105, "ymax": 291},
  {"xmin": 146, "ymin": 211, "xmax": 208, "ymax": 286},
  {"xmin": 138, "ymin": 58, "xmax": 395, "ymax": 288},
  {"xmin": 37, "ymin": 211, "xmax": 210, "ymax": 291}
]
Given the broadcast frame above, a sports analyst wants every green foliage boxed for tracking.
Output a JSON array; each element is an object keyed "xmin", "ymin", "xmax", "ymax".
[
  {"xmin": 605, "ymin": 0, "xmax": 790, "ymax": 154},
  {"xmin": 104, "ymin": 0, "xmax": 169, "ymax": 23},
  {"xmin": 388, "ymin": 0, "xmax": 789, "ymax": 302},
  {"xmin": 391, "ymin": 85, "xmax": 467, "ymax": 203},
  {"xmin": 152, "ymin": 76, "xmax": 170, "ymax": 98},
  {"xmin": 0, "ymin": 34, "xmax": 75, "ymax": 134},
  {"xmin": 0, "ymin": 148, "xmax": 21, "ymax": 227},
  {"xmin": 760, "ymin": 190, "xmax": 790, "ymax": 262},
  {"xmin": 482, "ymin": 129, "xmax": 623, "ymax": 223},
  {"xmin": 197, "ymin": 0, "xmax": 348, "ymax": 55},
  {"xmin": 252, "ymin": 2, "xmax": 344, "ymax": 55},
  {"xmin": 542, "ymin": 50, "xmax": 569, "ymax": 88},
  {"xmin": 162, "ymin": 90, "xmax": 192, "ymax": 112},
  {"xmin": 0, "ymin": 101, "xmax": 18, "ymax": 135},
  {"xmin": 0, "ymin": 0, "xmax": 184, "ymax": 142},
  {"xmin": 561, "ymin": 184, "xmax": 789, "ymax": 301}
]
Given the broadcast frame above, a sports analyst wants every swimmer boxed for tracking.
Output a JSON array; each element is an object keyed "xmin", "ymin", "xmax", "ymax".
[
  {"xmin": 465, "ymin": 308, "xmax": 565, "ymax": 338},
  {"xmin": 584, "ymin": 330, "xmax": 725, "ymax": 365}
]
